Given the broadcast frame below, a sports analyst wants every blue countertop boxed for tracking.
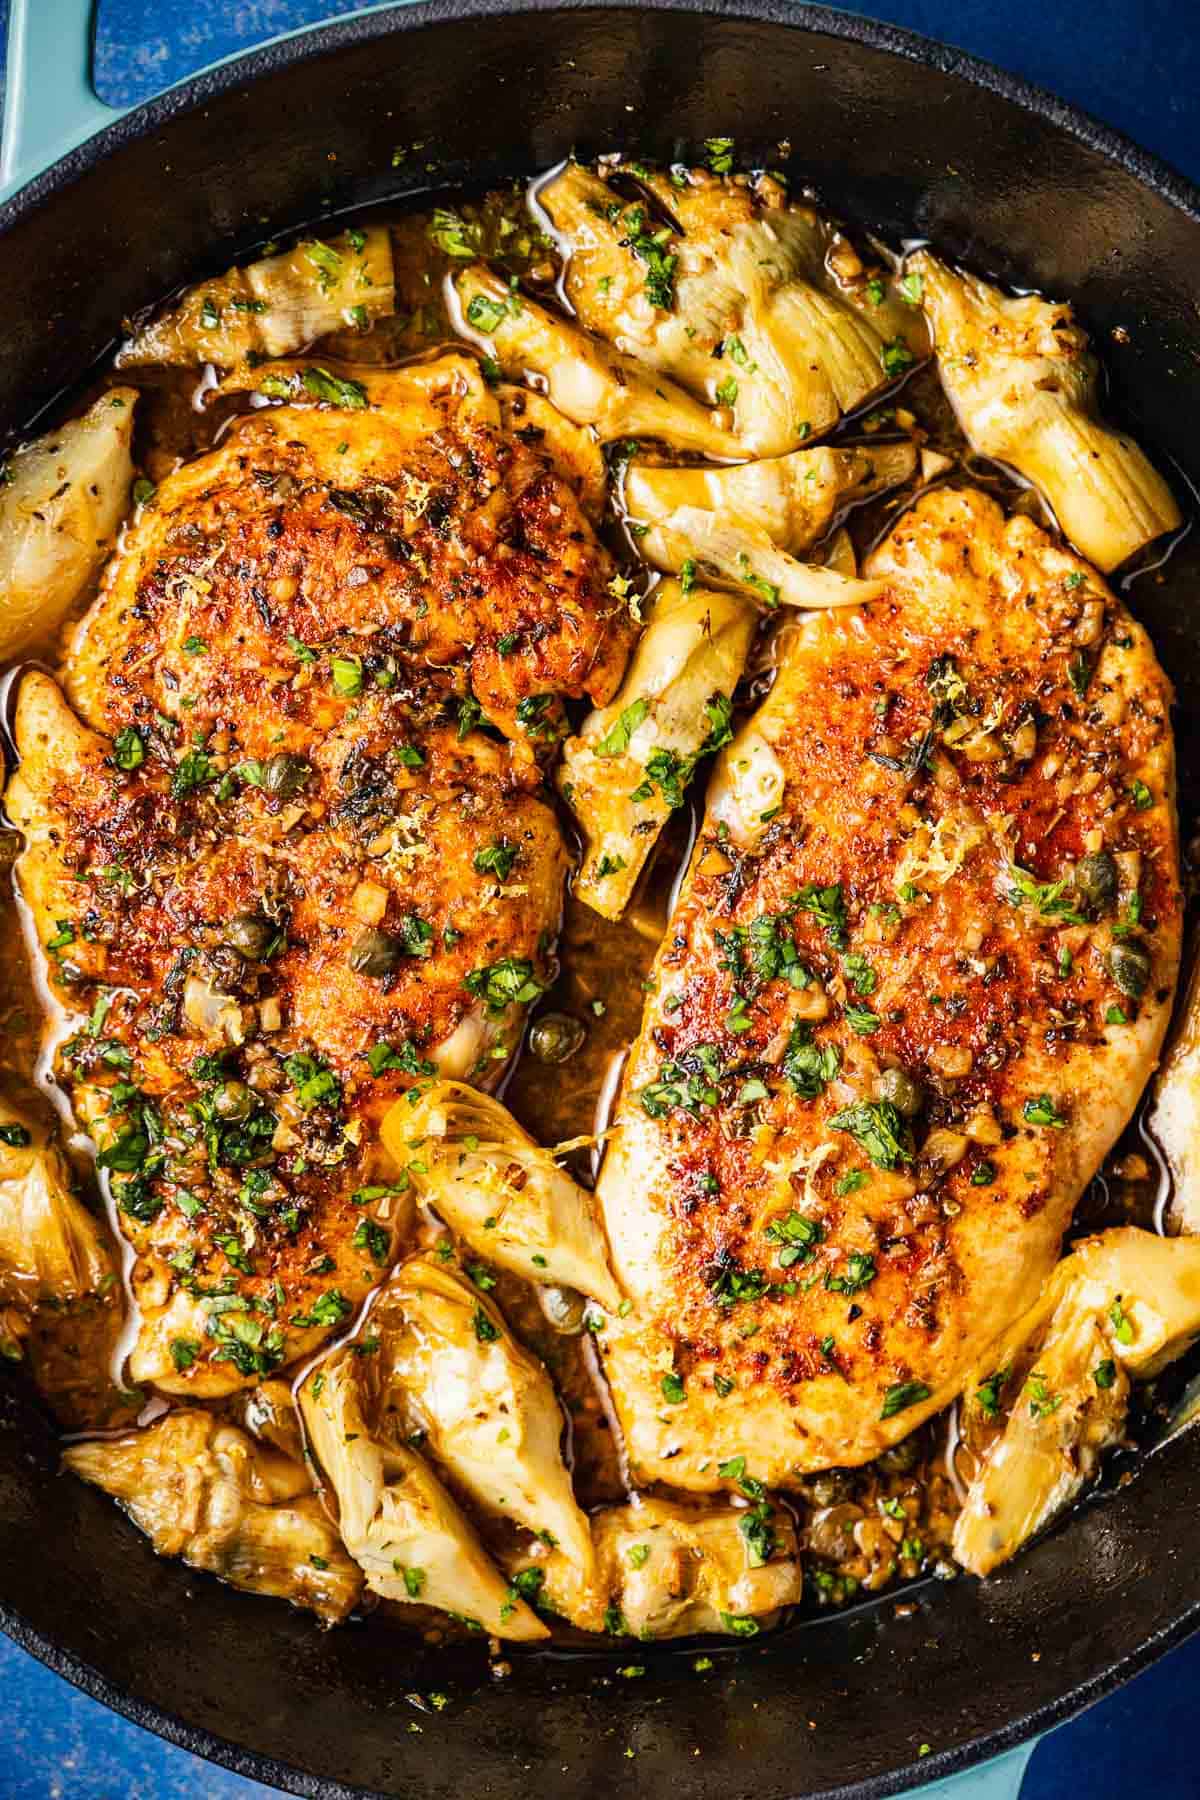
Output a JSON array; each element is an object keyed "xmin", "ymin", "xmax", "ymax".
[{"xmin": 3, "ymin": 2, "xmax": 1200, "ymax": 1795}]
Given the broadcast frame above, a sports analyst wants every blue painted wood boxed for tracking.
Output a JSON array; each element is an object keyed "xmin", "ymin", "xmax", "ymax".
[{"xmin": 0, "ymin": 2, "xmax": 1198, "ymax": 1793}]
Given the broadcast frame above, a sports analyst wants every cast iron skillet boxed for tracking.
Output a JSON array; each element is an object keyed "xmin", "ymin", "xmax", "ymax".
[{"xmin": 2, "ymin": 4, "xmax": 1200, "ymax": 1795}]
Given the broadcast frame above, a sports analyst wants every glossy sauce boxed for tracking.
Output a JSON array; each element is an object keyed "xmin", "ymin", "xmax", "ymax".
[{"xmin": 0, "ymin": 172, "xmax": 1195, "ymax": 1633}]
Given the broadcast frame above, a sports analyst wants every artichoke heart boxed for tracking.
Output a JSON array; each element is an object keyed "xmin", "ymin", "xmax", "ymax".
[
  {"xmin": 65, "ymin": 1409, "xmax": 362, "ymax": 1621},
  {"xmin": 383, "ymin": 1081, "xmax": 621, "ymax": 1308},
  {"xmin": 913, "ymin": 251, "xmax": 1180, "ymax": 571},
  {"xmin": 372, "ymin": 1255, "xmax": 594, "ymax": 1574},
  {"xmin": 0, "ymin": 390, "xmax": 135, "ymax": 664},
  {"xmin": 452, "ymin": 264, "xmax": 743, "ymax": 458},
  {"xmin": 624, "ymin": 441, "xmax": 915, "ymax": 562},
  {"xmin": 954, "ymin": 1227, "xmax": 1200, "ymax": 1576},
  {"xmin": 558, "ymin": 577, "xmax": 758, "ymax": 919},
  {"xmin": 537, "ymin": 161, "xmax": 928, "ymax": 456},
  {"xmin": 505, "ymin": 1492, "xmax": 802, "ymax": 1639},
  {"xmin": 118, "ymin": 227, "xmax": 395, "ymax": 369},
  {"xmin": 299, "ymin": 1346, "xmax": 547, "ymax": 1640},
  {"xmin": 0, "ymin": 1099, "xmax": 112, "ymax": 1308}
]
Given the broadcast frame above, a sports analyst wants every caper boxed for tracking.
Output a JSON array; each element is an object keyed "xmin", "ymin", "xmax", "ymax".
[
  {"xmin": 348, "ymin": 925, "xmax": 402, "ymax": 979},
  {"xmin": 537, "ymin": 1284, "xmax": 587, "ymax": 1334},
  {"xmin": 263, "ymin": 752, "xmax": 311, "ymax": 800},
  {"xmin": 213, "ymin": 1079, "xmax": 254, "ymax": 1120},
  {"xmin": 1108, "ymin": 939, "xmax": 1151, "ymax": 998},
  {"xmin": 224, "ymin": 911, "xmax": 276, "ymax": 960},
  {"xmin": 875, "ymin": 1065, "xmax": 924, "ymax": 1117},
  {"xmin": 878, "ymin": 1437, "xmax": 920, "ymax": 1474},
  {"xmin": 529, "ymin": 1011, "xmax": 586, "ymax": 1065},
  {"xmin": 1075, "ymin": 851, "xmax": 1118, "ymax": 913},
  {"xmin": 805, "ymin": 1470, "xmax": 853, "ymax": 1507}
]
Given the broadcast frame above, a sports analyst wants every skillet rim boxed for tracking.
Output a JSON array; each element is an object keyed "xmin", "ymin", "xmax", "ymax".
[{"xmin": 2, "ymin": 2, "xmax": 1199, "ymax": 1795}]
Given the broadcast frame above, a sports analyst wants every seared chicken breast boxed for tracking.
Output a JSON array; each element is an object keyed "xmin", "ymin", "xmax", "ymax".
[
  {"xmin": 3, "ymin": 351, "xmax": 617, "ymax": 1398},
  {"xmin": 69, "ymin": 354, "xmax": 633, "ymax": 746},
  {"xmin": 594, "ymin": 485, "xmax": 1180, "ymax": 1489}
]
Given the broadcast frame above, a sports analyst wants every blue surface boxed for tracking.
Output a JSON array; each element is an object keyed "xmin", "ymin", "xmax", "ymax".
[{"xmin": 2, "ymin": 1, "xmax": 1200, "ymax": 1795}]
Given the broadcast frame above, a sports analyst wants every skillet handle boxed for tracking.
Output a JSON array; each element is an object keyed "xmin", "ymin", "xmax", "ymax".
[
  {"xmin": 917, "ymin": 1742, "xmax": 1037, "ymax": 1797},
  {"xmin": 0, "ymin": 0, "xmax": 125, "ymax": 196}
]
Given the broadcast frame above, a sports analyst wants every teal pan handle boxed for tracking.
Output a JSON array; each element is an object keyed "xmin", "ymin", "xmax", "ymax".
[
  {"xmin": 0, "ymin": 0, "xmax": 123, "ymax": 193},
  {"xmin": 919, "ymin": 1743, "xmax": 1036, "ymax": 1798},
  {"xmin": 0, "ymin": 6, "xmax": 1041, "ymax": 1797},
  {"xmin": 0, "ymin": 0, "xmax": 405, "ymax": 200}
]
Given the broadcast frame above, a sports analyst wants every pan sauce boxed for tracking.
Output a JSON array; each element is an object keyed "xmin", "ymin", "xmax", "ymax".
[{"xmin": 0, "ymin": 164, "xmax": 1192, "ymax": 1643}]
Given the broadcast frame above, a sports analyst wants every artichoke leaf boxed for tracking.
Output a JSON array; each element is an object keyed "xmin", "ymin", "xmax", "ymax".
[
  {"xmin": 299, "ymin": 1348, "xmax": 546, "ymax": 1639},
  {"xmin": 624, "ymin": 441, "xmax": 915, "ymax": 556},
  {"xmin": 118, "ymin": 227, "xmax": 395, "ymax": 369},
  {"xmin": 452, "ymin": 264, "xmax": 743, "ymax": 458},
  {"xmin": 383, "ymin": 1081, "xmax": 621, "ymax": 1309},
  {"xmin": 373, "ymin": 1255, "xmax": 594, "ymax": 1574},
  {"xmin": 557, "ymin": 577, "xmax": 757, "ymax": 918},
  {"xmin": 913, "ymin": 252, "xmax": 1180, "ymax": 572},
  {"xmin": 65, "ymin": 1409, "xmax": 362, "ymax": 1621},
  {"xmin": 954, "ymin": 1227, "xmax": 1200, "ymax": 1576},
  {"xmin": 637, "ymin": 506, "xmax": 886, "ymax": 611},
  {"xmin": 0, "ymin": 1099, "xmax": 112, "ymax": 1309},
  {"xmin": 505, "ymin": 1492, "xmax": 802, "ymax": 1639},
  {"xmin": 538, "ymin": 161, "xmax": 927, "ymax": 456},
  {"xmin": 1148, "ymin": 952, "xmax": 1200, "ymax": 1234},
  {"xmin": 0, "ymin": 390, "xmax": 135, "ymax": 663}
]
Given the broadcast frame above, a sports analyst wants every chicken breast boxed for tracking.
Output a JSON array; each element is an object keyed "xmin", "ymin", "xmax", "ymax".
[
  {"xmin": 68, "ymin": 353, "xmax": 633, "ymax": 747},
  {"xmin": 594, "ymin": 485, "xmax": 1180, "ymax": 1489},
  {"xmin": 3, "ymin": 354, "xmax": 605, "ymax": 1399}
]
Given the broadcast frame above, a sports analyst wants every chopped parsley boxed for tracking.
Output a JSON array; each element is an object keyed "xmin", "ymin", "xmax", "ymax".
[
  {"xmin": 113, "ymin": 728, "xmax": 145, "ymax": 771},
  {"xmin": 464, "ymin": 956, "xmax": 545, "ymax": 1015},
  {"xmin": 1026, "ymin": 1372, "xmax": 1062, "ymax": 1420},
  {"xmin": 474, "ymin": 840, "xmax": 518, "ymax": 880},
  {"xmin": 880, "ymin": 1379, "xmax": 931, "ymax": 1420},
  {"xmin": 1023, "ymin": 1093, "xmax": 1067, "ymax": 1129},
  {"xmin": 782, "ymin": 1019, "xmax": 840, "ymax": 1097},
  {"xmin": 825, "ymin": 1252, "xmax": 877, "ymax": 1296},
  {"xmin": 764, "ymin": 1210, "xmax": 824, "ymax": 1268},
  {"xmin": 829, "ymin": 1100, "xmax": 911, "ymax": 1170},
  {"xmin": 974, "ymin": 1365, "xmax": 1010, "ymax": 1418},
  {"xmin": 473, "ymin": 1306, "xmax": 501, "ymax": 1344},
  {"xmin": 596, "ymin": 697, "xmax": 649, "ymax": 758}
]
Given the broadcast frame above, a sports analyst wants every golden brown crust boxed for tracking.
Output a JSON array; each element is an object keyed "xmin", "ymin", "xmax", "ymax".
[
  {"xmin": 67, "ymin": 360, "xmax": 634, "ymax": 750},
  {"xmin": 597, "ymin": 486, "xmax": 1181, "ymax": 1486},
  {"xmin": 4, "ymin": 358, "xmax": 611, "ymax": 1396}
]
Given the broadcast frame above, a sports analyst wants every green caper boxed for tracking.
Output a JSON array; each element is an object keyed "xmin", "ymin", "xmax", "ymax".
[
  {"xmin": 529, "ymin": 1011, "xmax": 586, "ymax": 1065},
  {"xmin": 537, "ymin": 1283, "xmax": 587, "ymax": 1334},
  {"xmin": 223, "ymin": 911, "xmax": 276, "ymax": 960},
  {"xmin": 263, "ymin": 752, "xmax": 311, "ymax": 800},
  {"xmin": 1108, "ymin": 939, "xmax": 1151, "ymax": 998},
  {"xmin": 1075, "ymin": 851, "xmax": 1118, "ymax": 913},
  {"xmin": 348, "ymin": 926, "xmax": 402, "ymax": 979},
  {"xmin": 213, "ymin": 1079, "xmax": 254, "ymax": 1120},
  {"xmin": 875, "ymin": 1065, "xmax": 925, "ymax": 1117}
]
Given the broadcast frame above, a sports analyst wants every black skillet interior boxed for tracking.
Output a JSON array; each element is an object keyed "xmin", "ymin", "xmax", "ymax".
[{"xmin": 2, "ymin": 4, "xmax": 1200, "ymax": 1796}]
